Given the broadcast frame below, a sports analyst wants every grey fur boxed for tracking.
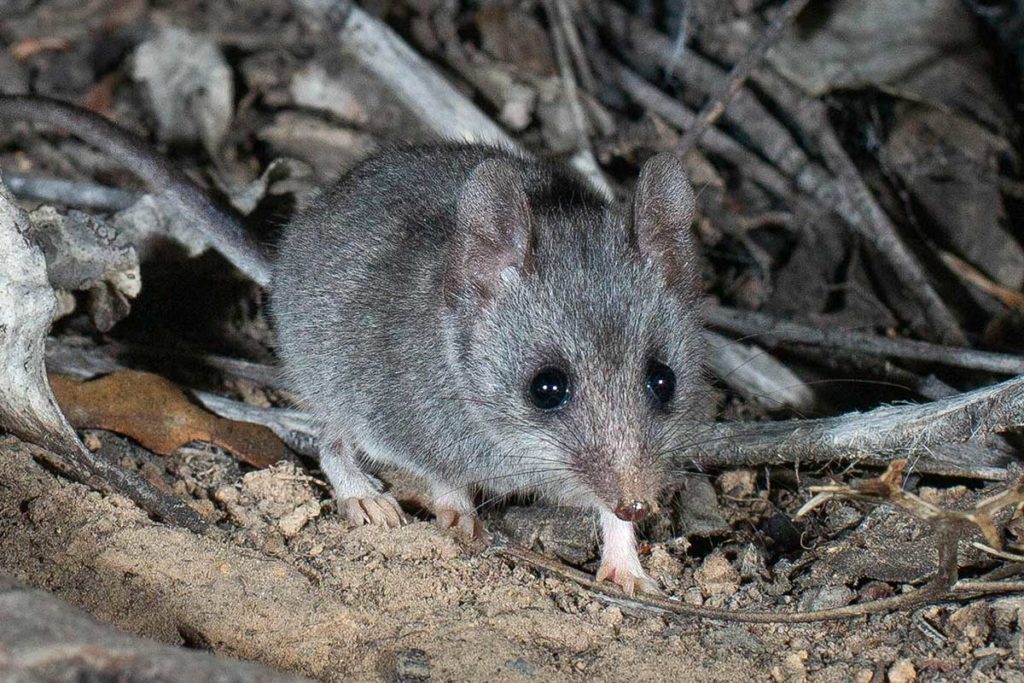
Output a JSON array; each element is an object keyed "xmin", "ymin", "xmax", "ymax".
[{"xmin": 273, "ymin": 144, "xmax": 706, "ymax": 514}]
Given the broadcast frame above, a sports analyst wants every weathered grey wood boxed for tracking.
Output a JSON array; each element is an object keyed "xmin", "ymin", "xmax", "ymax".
[
  {"xmin": 707, "ymin": 331, "xmax": 815, "ymax": 411},
  {"xmin": 0, "ymin": 576, "xmax": 311, "ymax": 683},
  {"xmin": 0, "ymin": 184, "xmax": 205, "ymax": 531},
  {"xmin": 692, "ymin": 374, "xmax": 1024, "ymax": 475}
]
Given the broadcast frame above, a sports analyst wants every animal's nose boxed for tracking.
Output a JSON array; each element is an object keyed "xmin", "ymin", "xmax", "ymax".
[{"xmin": 614, "ymin": 500, "xmax": 650, "ymax": 522}]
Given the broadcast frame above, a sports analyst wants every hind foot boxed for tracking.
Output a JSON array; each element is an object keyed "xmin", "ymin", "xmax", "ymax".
[{"xmin": 595, "ymin": 558, "xmax": 660, "ymax": 597}]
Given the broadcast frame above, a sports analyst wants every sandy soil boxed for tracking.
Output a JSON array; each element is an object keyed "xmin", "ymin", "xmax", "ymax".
[{"xmin": 2, "ymin": 434, "xmax": 1021, "ymax": 682}]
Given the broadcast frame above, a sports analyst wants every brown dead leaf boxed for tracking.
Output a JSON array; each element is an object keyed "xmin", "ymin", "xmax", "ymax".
[{"xmin": 49, "ymin": 370, "xmax": 289, "ymax": 468}]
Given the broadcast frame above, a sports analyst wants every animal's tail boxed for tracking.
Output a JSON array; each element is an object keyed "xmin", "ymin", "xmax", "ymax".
[{"xmin": 0, "ymin": 95, "xmax": 272, "ymax": 286}]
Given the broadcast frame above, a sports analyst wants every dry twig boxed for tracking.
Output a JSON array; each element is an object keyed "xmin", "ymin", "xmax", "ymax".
[
  {"xmin": 542, "ymin": 0, "xmax": 614, "ymax": 197},
  {"xmin": 1, "ymin": 172, "xmax": 138, "ymax": 211},
  {"xmin": 675, "ymin": 0, "xmax": 812, "ymax": 156},
  {"xmin": 610, "ymin": 61, "xmax": 794, "ymax": 199}
]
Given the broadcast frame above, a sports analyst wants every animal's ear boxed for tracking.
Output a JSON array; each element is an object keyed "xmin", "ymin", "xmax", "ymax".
[
  {"xmin": 629, "ymin": 153, "xmax": 699, "ymax": 291},
  {"xmin": 448, "ymin": 158, "xmax": 532, "ymax": 302}
]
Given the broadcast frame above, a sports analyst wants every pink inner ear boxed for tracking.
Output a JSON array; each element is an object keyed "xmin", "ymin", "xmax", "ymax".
[
  {"xmin": 630, "ymin": 154, "xmax": 698, "ymax": 290},
  {"xmin": 450, "ymin": 159, "xmax": 533, "ymax": 301}
]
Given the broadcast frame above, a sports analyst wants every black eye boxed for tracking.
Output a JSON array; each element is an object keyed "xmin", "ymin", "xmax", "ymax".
[
  {"xmin": 646, "ymin": 361, "xmax": 675, "ymax": 407},
  {"xmin": 529, "ymin": 367, "xmax": 571, "ymax": 411}
]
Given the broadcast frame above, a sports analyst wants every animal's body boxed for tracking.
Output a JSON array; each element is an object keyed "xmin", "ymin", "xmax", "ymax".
[{"xmin": 0, "ymin": 96, "xmax": 707, "ymax": 594}]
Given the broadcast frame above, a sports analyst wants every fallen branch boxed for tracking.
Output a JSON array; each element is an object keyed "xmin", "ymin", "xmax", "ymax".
[
  {"xmin": 693, "ymin": 374, "xmax": 1024, "ymax": 472},
  {"xmin": 0, "ymin": 185, "xmax": 205, "ymax": 532},
  {"xmin": 707, "ymin": 305, "xmax": 1024, "ymax": 376}
]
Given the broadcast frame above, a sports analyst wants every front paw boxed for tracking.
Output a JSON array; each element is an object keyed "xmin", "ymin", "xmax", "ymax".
[
  {"xmin": 435, "ymin": 508, "xmax": 491, "ymax": 544},
  {"xmin": 596, "ymin": 560, "xmax": 662, "ymax": 597},
  {"xmin": 339, "ymin": 494, "xmax": 406, "ymax": 528}
]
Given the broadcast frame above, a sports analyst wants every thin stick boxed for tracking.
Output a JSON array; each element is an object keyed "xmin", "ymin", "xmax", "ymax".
[
  {"xmin": 675, "ymin": 0, "xmax": 812, "ymax": 156},
  {"xmin": 493, "ymin": 543, "xmax": 1024, "ymax": 623},
  {"xmin": 611, "ymin": 61, "xmax": 794, "ymax": 199},
  {"xmin": 553, "ymin": 0, "xmax": 598, "ymax": 95},
  {"xmin": 939, "ymin": 250, "xmax": 1024, "ymax": 310}
]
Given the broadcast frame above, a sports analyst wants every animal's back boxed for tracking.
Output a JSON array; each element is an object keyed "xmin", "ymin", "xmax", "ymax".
[{"xmin": 270, "ymin": 144, "xmax": 543, "ymax": 465}]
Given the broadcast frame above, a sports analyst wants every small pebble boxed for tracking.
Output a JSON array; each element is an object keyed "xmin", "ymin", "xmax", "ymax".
[
  {"xmin": 694, "ymin": 551, "xmax": 740, "ymax": 596},
  {"xmin": 887, "ymin": 658, "xmax": 916, "ymax": 683},
  {"xmin": 797, "ymin": 586, "xmax": 855, "ymax": 612},
  {"xmin": 853, "ymin": 669, "xmax": 874, "ymax": 683},
  {"xmin": 506, "ymin": 657, "xmax": 533, "ymax": 676},
  {"xmin": 391, "ymin": 648, "xmax": 430, "ymax": 682},
  {"xmin": 600, "ymin": 606, "xmax": 623, "ymax": 627},
  {"xmin": 948, "ymin": 603, "xmax": 992, "ymax": 646},
  {"xmin": 718, "ymin": 469, "xmax": 757, "ymax": 497}
]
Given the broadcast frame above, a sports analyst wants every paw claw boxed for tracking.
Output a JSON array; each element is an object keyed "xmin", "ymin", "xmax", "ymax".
[
  {"xmin": 596, "ymin": 561, "xmax": 662, "ymax": 597},
  {"xmin": 435, "ymin": 509, "xmax": 490, "ymax": 544},
  {"xmin": 340, "ymin": 494, "xmax": 405, "ymax": 528}
]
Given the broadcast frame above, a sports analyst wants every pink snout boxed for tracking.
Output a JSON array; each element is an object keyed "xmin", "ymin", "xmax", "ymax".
[{"xmin": 614, "ymin": 499, "xmax": 652, "ymax": 522}]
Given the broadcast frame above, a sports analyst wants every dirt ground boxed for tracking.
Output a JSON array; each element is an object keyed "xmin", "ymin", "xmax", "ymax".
[{"xmin": 1, "ymin": 433, "xmax": 1020, "ymax": 682}]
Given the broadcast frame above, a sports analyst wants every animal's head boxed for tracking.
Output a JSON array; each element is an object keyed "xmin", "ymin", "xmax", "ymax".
[{"xmin": 444, "ymin": 154, "xmax": 706, "ymax": 520}]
